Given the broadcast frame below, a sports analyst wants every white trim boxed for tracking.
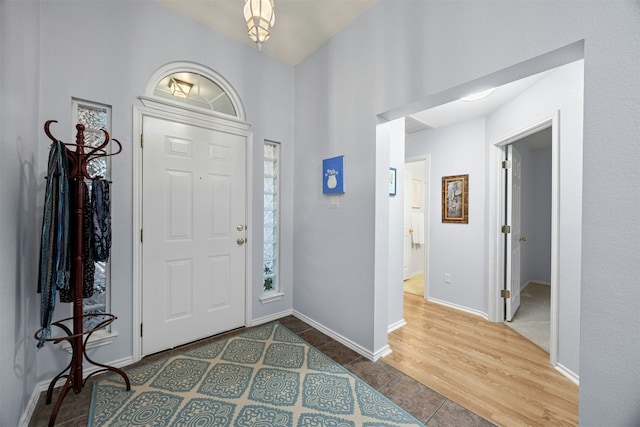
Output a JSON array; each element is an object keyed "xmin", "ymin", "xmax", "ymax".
[
  {"xmin": 23, "ymin": 355, "xmax": 135, "ymax": 425},
  {"xmin": 19, "ymin": 387, "xmax": 40, "ymax": 427},
  {"xmin": 245, "ymin": 132, "xmax": 254, "ymax": 334},
  {"xmin": 60, "ymin": 329, "xmax": 118, "ymax": 353},
  {"xmin": 132, "ymin": 94, "xmax": 253, "ymax": 362},
  {"xmin": 375, "ymin": 345, "xmax": 393, "ymax": 360},
  {"xmin": 35, "ymin": 356, "xmax": 134, "ymax": 393},
  {"xmin": 554, "ymin": 363, "xmax": 579, "ymax": 385},
  {"xmin": 487, "ymin": 111, "xmax": 560, "ymax": 366},
  {"xmin": 138, "ymin": 96, "xmax": 250, "ymax": 131},
  {"xmin": 259, "ymin": 292, "xmax": 285, "ymax": 304},
  {"xmin": 387, "ymin": 318, "xmax": 407, "ymax": 333},
  {"xmin": 144, "ymin": 61, "xmax": 247, "ymax": 121},
  {"xmin": 293, "ymin": 311, "xmax": 385, "ymax": 361},
  {"xmin": 428, "ymin": 297, "xmax": 489, "ymax": 320},
  {"xmin": 249, "ymin": 309, "xmax": 294, "ymax": 327}
]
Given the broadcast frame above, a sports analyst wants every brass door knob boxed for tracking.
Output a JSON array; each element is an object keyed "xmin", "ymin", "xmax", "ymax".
[
  {"xmin": 519, "ymin": 236, "xmax": 527, "ymax": 242},
  {"xmin": 237, "ymin": 238, "xmax": 246, "ymax": 245}
]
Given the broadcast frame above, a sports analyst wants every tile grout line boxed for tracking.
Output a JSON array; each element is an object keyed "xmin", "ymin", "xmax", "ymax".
[{"xmin": 423, "ymin": 399, "xmax": 448, "ymax": 425}]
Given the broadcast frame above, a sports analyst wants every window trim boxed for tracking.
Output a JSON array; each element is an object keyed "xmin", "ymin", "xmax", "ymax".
[
  {"xmin": 262, "ymin": 140, "xmax": 282, "ymax": 302},
  {"xmin": 144, "ymin": 61, "xmax": 246, "ymax": 121}
]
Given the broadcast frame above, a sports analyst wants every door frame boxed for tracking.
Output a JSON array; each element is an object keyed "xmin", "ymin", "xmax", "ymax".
[
  {"xmin": 404, "ymin": 155, "xmax": 430, "ymax": 299},
  {"xmin": 132, "ymin": 96, "xmax": 253, "ymax": 362},
  {"xmin": 487, "ymin": 111, "xmax": 559, "ymax": 365}
]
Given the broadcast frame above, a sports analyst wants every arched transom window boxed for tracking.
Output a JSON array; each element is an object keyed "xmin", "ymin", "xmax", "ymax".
[{"xmin": 146, "ymin": 62, "xmax": 246, "ymax": 121}]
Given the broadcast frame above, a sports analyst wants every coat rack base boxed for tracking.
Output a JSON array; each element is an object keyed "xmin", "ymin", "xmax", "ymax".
[{"xmin": 34, "ymin": 313, "xmax": 131, "ymax": 427}]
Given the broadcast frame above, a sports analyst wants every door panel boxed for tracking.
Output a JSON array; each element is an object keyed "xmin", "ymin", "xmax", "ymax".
[
  {"xmin": 142, "ymin": 116, "xmax": 246, "ymax": 355},
  {"xmin": 403, "ymin": 170, "xmax": 412, "ymax": 280},
  {"xmin": 506, "ymin": 145, "xmax": 522, "ymax": 321}
]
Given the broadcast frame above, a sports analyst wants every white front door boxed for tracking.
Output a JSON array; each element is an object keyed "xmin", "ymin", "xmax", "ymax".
[
  {"xmin": 505, "ymin": 144, "xmax": 522, "ymax": 321},
  {"xmin": 142, "ymin": 116, "xmax": 246, "ymax": 355}
]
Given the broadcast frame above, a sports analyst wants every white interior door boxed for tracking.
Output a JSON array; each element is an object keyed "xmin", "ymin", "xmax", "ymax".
[
  {"xmin": 506, "ymin": 145, "xmax": 522, "ymax": 321},
  {"xmin": 142, "ymin": 116, "xmax": 246, "ymax": 355},
  {"xmin": 403, "ymin": 170, "xmax": 412, "ymax": 280}
]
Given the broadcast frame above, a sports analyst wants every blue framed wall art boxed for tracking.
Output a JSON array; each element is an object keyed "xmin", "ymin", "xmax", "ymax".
[{"xmin": 322, "ymin": 155, "xmax": 345, "ymax": 194}]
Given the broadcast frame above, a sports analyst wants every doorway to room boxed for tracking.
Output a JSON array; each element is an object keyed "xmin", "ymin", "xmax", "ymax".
[
  {"xmin": 402, "ymin": 157, "xmax": 428, "ymax": 298},
  {"xmin": 498, "ymin": 124, "xmax": 556, "ymax": 356},
  {"xmin": 504, "ymin": 127, "xmax": 553, "ymax": 353}
]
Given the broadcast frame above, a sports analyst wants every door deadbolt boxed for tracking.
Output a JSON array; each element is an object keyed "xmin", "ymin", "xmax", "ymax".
[{"xmin": 237, "ymin": 224, "xmax": 244, "ymax": 231}]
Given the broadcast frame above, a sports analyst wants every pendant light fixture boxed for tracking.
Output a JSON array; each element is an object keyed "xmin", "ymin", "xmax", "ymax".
[
  {"xmin": 244, "ymin": 0, "xmax": 275, "ymax": 51},
  {"xmin": 168, "ymin": 78, "xmax": 193, "ymax": 98}
]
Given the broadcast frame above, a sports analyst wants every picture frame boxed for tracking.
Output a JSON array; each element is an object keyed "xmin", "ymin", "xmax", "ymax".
[
  {"xmin": 323, "ymin": 155, "xmax": 345, "ymax": 194},
  {"xmin": 389, "ymin": 167, "xmax": 397, "ymax": 196},
  {"xmin": 442, "ymin": 174, "xmax": 468, "ymax": 223}
]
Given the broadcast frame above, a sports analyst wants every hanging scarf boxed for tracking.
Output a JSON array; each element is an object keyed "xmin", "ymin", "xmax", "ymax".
[
  {"xmin": 91, "ymin": 179, "xmax": 111, "ymax": 262},
  {"xmin": 59, "ymin": 181, "xmax": 95, "ymax": 302},
  {"xmin": 37, "ymin": 140, "xmax": 70, "ymax": 347}
]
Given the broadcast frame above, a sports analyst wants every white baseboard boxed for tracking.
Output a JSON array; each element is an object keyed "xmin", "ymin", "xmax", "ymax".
[
  {"xmin": 19, "ymin": 386, "xmax": 41, "ymax": 427},
  {"xmin": 374, "ymin": 344, "xmax": 393, "ymax": 360},
  {"xmin": 22, "ymin": 355, "xmax": 134, "ymax": 426},
  {"xmin": 554, "ymin": 362, "xmax": 579, "ymax": 385},
  {"xmin": 292, "ymin": 310, "xmax": 382, "ymax": 361},
  {"xmin": 387, "ymin": 318, "xmax": 407, "ymax": 334},
  {"xmin": 428, "ymin": 297, "xmax": 489, "ymax": 320},
  {"xmin": 249, "ymin": 309, "xmax": 294, "ymax": 327}
]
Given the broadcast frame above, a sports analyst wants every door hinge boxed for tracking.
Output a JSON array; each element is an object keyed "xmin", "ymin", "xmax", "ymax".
[
  {"xmin": 140, "ymin": 323, "xmax": 143, "ymax": 337},
  {"xmin": 141, "ymin": 133, "xmax": 144, "ymax": 148},
  {"xmin": 501, "ymin": 289, "xmax": 511, "ymax": 298},
  {"xmin": 502, "ymin": 160, "xmax": 511, "ymax": 169},
  {"xmin": 140, "ymin": 229, "xmax": 143, "ymax": 243},
  {"xmin": 501, "ymin": 225, "xmax": 511, "ymax": 234}
]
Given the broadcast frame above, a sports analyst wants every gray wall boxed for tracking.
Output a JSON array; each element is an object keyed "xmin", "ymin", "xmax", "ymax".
[
  {"xmin": 406, "ymin": 118, "xmax": 488, "ymax": 314},
  {"xmin": 294, "ymin": 2, "xmax": 639, "ymax": 425},
  {"xmin": 531, "ymin": 147, "xmax": 552, "ymax": 283},
  {"xmin": 0, "ymin": 1, "xmax": 41, "ymax": 425},
  {"xmin": 33, "ymin": 1, "xmax": 295, "ymax": 381},
  {"xmin": 514, "ymin": 142, "xmax": 552, "ymax": 285},
  {"xmin": 1, "ymin": 2, "xmax": 296, "ymax": 424},
  {"xmin": 2, "ymin": 1, "xmax": 640, "ymax": 426}
]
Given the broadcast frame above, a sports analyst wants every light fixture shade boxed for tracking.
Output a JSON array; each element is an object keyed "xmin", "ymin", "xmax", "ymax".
[{"xmin": 244, "ymin": 0, "xmax": 275, "ymax": 51}]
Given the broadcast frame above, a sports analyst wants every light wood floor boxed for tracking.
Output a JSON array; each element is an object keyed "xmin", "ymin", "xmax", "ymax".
[{"xmin": 384, "ymin": 292, "xmax": 579, "ymax": 426}]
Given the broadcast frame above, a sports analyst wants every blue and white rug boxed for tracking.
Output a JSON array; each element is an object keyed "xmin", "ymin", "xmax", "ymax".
[{"xmin": 89, "ymin": 322, "xmax": 424, "ymax": 426}]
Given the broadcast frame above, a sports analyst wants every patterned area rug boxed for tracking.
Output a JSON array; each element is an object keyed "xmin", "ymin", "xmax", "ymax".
[{"xmin": 89, "ymin": 322, "xmax": 423, "ymax": 426}]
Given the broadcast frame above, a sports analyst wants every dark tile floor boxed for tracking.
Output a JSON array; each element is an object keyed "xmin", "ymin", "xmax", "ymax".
[{"xmin": 29, "ymin": 315, "xmax": 494, "ymax": 426}]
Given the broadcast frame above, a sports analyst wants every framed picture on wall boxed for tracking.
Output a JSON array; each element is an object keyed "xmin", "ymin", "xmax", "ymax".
[
  {"xmin": 442, "ymin": 174, "xmax": 468, "ymax": 223},
  {"xmin": 389, "ymin": 167, "xmax": 397, "ymax": 196},
  {"xmin": 323, "ymin": 155, "xmax": 345, "ymax": 194}
]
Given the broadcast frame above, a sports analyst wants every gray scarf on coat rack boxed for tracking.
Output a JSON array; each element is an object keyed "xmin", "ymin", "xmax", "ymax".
[
  {"xmin": 91, "ymin": 179, "xmax": 111, "ymax": 262},
  {"xmin": 37, "ymin": 140, "xmax": 70, "ymax": 347}
]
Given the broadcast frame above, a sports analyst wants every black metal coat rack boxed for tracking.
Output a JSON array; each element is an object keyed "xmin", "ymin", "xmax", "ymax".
[{"xmin": 35, "ymin": 120, "xmax": 130, "ymax": 426}]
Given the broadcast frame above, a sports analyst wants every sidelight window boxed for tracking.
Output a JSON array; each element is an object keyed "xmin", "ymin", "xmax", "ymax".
[{"xmin": 263, "ymin": 141, "xmax": 280, "ymax": 294}]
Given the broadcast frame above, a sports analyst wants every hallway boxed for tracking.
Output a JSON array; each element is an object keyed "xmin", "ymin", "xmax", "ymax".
[{"xmin": 384, "ymin": 292, "xmax": 578, "ymax": 426}]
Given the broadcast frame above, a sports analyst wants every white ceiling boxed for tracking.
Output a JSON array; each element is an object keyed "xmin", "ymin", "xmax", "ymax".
[
  {"xmin": 156, "ymin": 0, "xmax": 376, "ymax": 66},
  {"xmin": 407, "ymin": 68, "xmax": 555, "ymax": 134}
]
